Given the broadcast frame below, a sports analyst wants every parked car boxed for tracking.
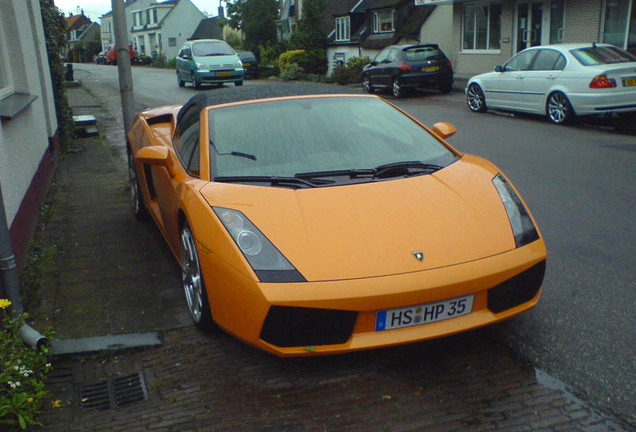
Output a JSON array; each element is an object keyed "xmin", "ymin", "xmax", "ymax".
[
  {"xmin": 466, "ymin": 43, "xmax": 636, "ymax": 124},
  {"xmin": 127, "ymin": 84, "xmax": 546, "ymax": 357},
  {"xmin": 95, "ymin": 51, "xmax": 107, "ymax": 65},
  {"xmin": 103, "ymin": 44, "xmax": 134, "ymax": 66},
  {"xmin": 176, "ymin": 39, "xmax": 244, "ymax": 89},
  {"xmin": 236, "ymin": 50, "xmax": 259, "ymax": 78},
  {"xmin": 362, "ymin": 44, "xmax": 454, "ymax": 97}
]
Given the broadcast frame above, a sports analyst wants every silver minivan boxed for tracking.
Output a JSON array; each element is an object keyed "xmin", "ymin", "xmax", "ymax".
[{"xmin": 176, "ymin": 39, "xmax": 244, "ymax": 89}]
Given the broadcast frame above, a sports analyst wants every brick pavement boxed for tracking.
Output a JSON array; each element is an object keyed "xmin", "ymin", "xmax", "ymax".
[{"xmin": 21, "ymin": 71, "xmax": 634, "ymax": 432}]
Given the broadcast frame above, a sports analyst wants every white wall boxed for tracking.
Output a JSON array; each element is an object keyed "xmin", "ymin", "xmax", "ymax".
[
  {"xmin": 0, "ymin": 0, "xmax": 57, "ymax": 225},
  {"xmin": 161, "ymin": 0, "xmax": 206, "ymax": 59},
  {"xmin": 419, "ymin": 5, "xmax": 454, "ymax": 61}
]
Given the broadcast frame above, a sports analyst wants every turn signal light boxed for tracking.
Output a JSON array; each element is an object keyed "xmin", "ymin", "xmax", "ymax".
[
  {"xmin": 398, "ymin": 64, "xmax": 413, "ymax": 72},
  {"xmin": 589, "ymin": 74, "xmax": 616, "ymax": 88}
]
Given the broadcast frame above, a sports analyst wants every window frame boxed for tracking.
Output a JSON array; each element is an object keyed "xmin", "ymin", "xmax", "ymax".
[
  {"xmin": 0, "ymin": 25, "xmax": 14, "ymax": 100},
  {"xmin": 335, "ymin": 16, "xmax": 351, "ymax": 41},
  {"xmin": 373, "ymin": 10, "xmax": 394, "ymax": 34},
  {"xmin": 462, "ymin": 1, "xmax": 502, "ymax": 53}
]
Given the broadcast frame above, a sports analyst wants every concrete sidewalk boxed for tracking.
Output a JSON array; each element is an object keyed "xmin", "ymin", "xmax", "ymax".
[{"xmin": 26, "ymin": 71, "xmax": 632, "ymax": 432}]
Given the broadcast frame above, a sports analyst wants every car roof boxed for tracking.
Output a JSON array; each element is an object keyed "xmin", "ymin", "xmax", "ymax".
[
  {"xmin": 524, "ymin": 43, "xmax": 617, "ymax": 51},
  {"xmin": 176, "ymin": 83, "xmax": 364, "ymax": 124}
]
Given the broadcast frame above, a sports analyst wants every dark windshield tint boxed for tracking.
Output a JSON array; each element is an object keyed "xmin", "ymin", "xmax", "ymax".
[
  {"xmin": 403, "ymin": 46, "xmax": 444, "ymax": 61},
  {"xmin": 208, "ymin": 97, "xmax": 456, "ymax": 179},
  {"xmin": 570, "ymin": 46, "xmax": 636, "ymax": 65},
  {"xmin": 192, "ymin": 41, "xmax": 234, "ymax": 56}
]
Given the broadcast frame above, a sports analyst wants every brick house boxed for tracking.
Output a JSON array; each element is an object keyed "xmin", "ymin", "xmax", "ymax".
[
  {"xmin": 0, "ymin": 0, "xmax": 60, "ymax": 296},
  {"xmin": 441, "ymin": 0, "xmax": 636, "ymax": 79}
]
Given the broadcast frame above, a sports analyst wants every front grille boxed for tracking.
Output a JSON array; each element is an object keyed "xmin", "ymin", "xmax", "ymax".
[
  {"xmin": 487, "ymin": 260, "xmax": 546, "ymax": 313},
  {"xmin": 260, "ymin": 306, "xmax": 357, "ymax": 348}
]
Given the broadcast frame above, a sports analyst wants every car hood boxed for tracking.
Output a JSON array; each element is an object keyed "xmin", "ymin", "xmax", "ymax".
[{"xmin": 200, "ymin": 155, "xmax": 517, "ymax": 282}]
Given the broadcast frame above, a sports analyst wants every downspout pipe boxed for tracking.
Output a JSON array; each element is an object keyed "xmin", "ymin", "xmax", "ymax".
[{"xmin": 0, "ymin": 180, "xmax": 48, "ymax": 350}]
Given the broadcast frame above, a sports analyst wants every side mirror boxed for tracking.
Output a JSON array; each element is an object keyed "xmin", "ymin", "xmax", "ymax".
[
  {"xmin": 432, "ymin": 122, "xmax": 457, "ymax": 139},
  {"xmin": 135, "ymin": 146, "xmax": 177, "ymax": 178},
  {"xmin": 495, "ymin": 65, "xmax": 504, "ymax": 72},
  {"xmin": 370, "ymin": 61, "xmax": 377, "ymax": 66}
]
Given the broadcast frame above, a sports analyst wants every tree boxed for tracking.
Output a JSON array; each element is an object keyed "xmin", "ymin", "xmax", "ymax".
[
  {"xmin": 289, "ymin": 0, "xmax": 326, "ymax": 50},
  {"xmin": 223, "ymin": 0, "xmax": 279, "ymax": 54}
]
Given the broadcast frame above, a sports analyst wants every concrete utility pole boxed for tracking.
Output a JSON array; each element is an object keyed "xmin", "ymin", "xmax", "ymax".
[{"xmin": 112, "ymin": 0, "xmax": 136, "ymax": 134}]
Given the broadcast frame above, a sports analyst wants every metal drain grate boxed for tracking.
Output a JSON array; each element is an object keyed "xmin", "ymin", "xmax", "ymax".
[{"xmin": 79, "ymin": 372, "xmax": 148, "ymax": 410}]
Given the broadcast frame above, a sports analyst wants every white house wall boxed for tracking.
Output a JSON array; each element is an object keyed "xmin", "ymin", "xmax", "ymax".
[
  {"xmin": 419, "ymin": 5, "xmax": 454, "ymax": 62},
  {"xmin": 0, "ymin": 0, "xmax": 57, "ymax": 225},
  {"xmin": 160, "ymin": 0, "xmax": 206, "ymax": 59}
]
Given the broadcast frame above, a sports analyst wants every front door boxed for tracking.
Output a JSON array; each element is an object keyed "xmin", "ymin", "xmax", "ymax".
[{"xmin": 515, "ymin": 0, "xmax": 565, "ymax": 53}]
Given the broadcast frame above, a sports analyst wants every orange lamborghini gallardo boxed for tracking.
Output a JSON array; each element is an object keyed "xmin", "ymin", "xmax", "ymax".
[{"xmin": 127, "ymin": 83, "xmax": 547, "ymax": 357}]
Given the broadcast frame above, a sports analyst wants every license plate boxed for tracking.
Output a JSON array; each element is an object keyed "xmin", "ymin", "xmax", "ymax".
[
  {"xmin": 217, "ymin": 71, "xmax": 231, "ymax": 77},
  {"xmin": 423, "ymin": 66, "xmax": 439, "ymax": 72},
  {"xmin": 243, "ymin": 62, "xmax": 251, "ymax": 67},
  {"xmin": 622, "ymin": 77, "xmax": 636, "ymax": 87},
  {"xmin": 375, "ymin": 295, "xmax": 474, "ymax": 331}
]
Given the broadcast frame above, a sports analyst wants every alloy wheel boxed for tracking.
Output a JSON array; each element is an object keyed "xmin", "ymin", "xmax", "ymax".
[
  {"xmin": 362, "ymin": 75, "xmax": 373, "ymax": 93},
  {"xmin": 180, "ymin": 225, "xmax": 204, "ymax": 323},
  {"xmin": 392, "ymin": 79, "xmax": 403, "ymax": 98},
  {"xmin": 467, "ymin": 84, "xmax": 487, "ymax": 112},
  {"xmin": 547, "ymin": 92, "xmax": 572, "ymax": 124}
]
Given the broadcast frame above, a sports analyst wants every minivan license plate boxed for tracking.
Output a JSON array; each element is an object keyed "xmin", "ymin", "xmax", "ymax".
[{"xmin": 376, "ymin": 295, "xmax": 474, "ymax": 331}]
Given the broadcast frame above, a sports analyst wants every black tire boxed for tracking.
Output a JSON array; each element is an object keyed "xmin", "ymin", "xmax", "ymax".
[
  {"xmin": 177, "ymin": 71, "xmax": 185, "ymax": 87},
  {"xmin": 127, "ymin": 149, "xmax": 149, "ymax": 220},
  {"xmin": 235, "ymin": 80, "xmax": 243, "ymax": 87},
  {"xmin": 466, "ymin": 83, "xmax": 487, "ymax": 113},
  {"xmin": 180, "ymin": 221, "xmax": 214, "ymax": 330},
  {"xmin": 362, "ymin": 74, "xmax": 374, "ymax": 93},
  {"xmin": 546, "ymin": 91, "xmax": 574, "ymax": 125},
  {"xmin": 439, "ymin": 82, "xmax": 453, "ymax": 94},
  {"xmin": 392, "ymin": 78, "xmax": 405, "ymax": 98}
]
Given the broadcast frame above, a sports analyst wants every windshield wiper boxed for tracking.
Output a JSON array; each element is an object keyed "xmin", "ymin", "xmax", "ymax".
[
  {"xmin": 295, "ymin": 168, "xmax": 376, "ymax": 179},
  {"xmin": 374, "ymin": 161, "xmax": 443, "ymax": 178},
  {"xmin": 214, "ymin": 176, "xmax": 333, "ymax": 189}
]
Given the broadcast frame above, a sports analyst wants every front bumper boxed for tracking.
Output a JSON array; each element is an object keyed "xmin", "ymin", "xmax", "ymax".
[
  {"xmin": 201, "ymin": 240, "xmax": 546, "ymax": 357},
  {"xmin": 195, "ymin": 69, "xmax": 244, "ymax": 84}
]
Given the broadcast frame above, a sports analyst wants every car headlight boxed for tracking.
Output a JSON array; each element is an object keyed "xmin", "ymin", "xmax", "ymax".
[
  {"xmin": 195, "ymin": 62, "xmax": 208, "ymax": 71},
  {"xmin": 213, "ymin": 207, "xmax": 306, "ymax": 282},
  {"xmin": 493, "ymin": 174, "xmax": 540, "ymax": 248},
  {"xmin": 235, "ymin": 60, "xmax": 243, "ymax": 69}
]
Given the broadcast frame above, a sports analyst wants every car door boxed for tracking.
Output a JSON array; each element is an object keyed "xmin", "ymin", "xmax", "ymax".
[
  {"xmin": 369, "ymin": 48, "xmax": 391, "ymax": 88},
  {"xmin": 523, "ymin": 49, "xmax": 566, "ymax": 113},
  {"xmin": 153, "ymin": 105, "xmax": 201, "ymax": 251},
  {"xmin": 481, "ymin": 49, "xmax": 538, "ymax": 110}
]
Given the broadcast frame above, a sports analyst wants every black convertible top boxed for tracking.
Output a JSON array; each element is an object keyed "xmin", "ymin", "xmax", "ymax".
[{"xmin": 176, "ymin": 82, "xmax": 364, "ymax": 125}]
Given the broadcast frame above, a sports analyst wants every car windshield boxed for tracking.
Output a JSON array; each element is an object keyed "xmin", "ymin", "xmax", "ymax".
[
  {"xmin": 208, "ymin": 97, "xmax": 457, "ymax": 181},
  {"xmin": 192, "ymin": 41, "xmax": 234, "ymax": 57},
  {"xmin": 403, "ymin": 46, "xmax": 444, "ymax": 61},
  {"xmin": 570, "ymin": 46, "xmax": 636, "ymax": 66}
]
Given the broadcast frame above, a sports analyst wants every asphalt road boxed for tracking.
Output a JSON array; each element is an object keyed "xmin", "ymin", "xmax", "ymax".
[{"xmin": 73, "ymin": 63, "xmax": 636, "ymax": 423}]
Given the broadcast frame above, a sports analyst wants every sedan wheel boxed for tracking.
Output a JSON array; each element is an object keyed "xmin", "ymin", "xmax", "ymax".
[
  {"xmin": 547, "ymin": 92, "xmax": 573, "ymax": 125},
  {"xmin": 127, "ymin": 151, "xmax": 148, "ymax": 220},
  {"xmin": 362, "ymin": 75, "xmax": 374, "ymax": 93},
  {"xmin": 392, "ymin": 78, "xmax": 404, "ymax": 98},
  {"xmin": 180, "ymin": 222, "xmax": 213, "ymax": 329},
  {"xmin": 466, "ymin": 83, "xmax": 487, "ymax": 113}
]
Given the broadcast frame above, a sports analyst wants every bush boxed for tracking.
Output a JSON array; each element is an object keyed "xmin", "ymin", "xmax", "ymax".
[
  {"xmin": 280, "ymin": 63, "xmax": 304, "ymax": 81},
  {"xmin": 0, "ymin": 301, "xmax": 53, "ymax": 430},
  {"xmin": 279, "ymin": 50, "xmax": 306, "ymax": 71},
  {"xmin": 330, "ymin": 56, "xmax": 370, "ymax": 85}
]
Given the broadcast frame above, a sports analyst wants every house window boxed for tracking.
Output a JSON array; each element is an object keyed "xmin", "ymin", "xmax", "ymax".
[
  {"xmin": 373, "ymin": 10, "xmax": 394, "ymax": 33},
  {"xmin": 462, "ymin": 1, "xmax": 501, "ymax": 51},
  {"xmin": 146, "ymin": 10, "xmax": 150, "ymax": 25},
  {"xmin": 153, "ymin": 9, "xmax": 158, "ymax": 24},
  {"xmin": 169, "ymin": 37, "xmax": 177, "ymax": 47},
  {"xmin": 602, "ymin": 0, "xmax": 636, "ymax": 54},
  {"xmin": 335, "ymin": 17, "xmax": 350, "ymax": 41},
  {"xmin": 0, "ymin": 35, "xmax": 12, "ymax": 100}
]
